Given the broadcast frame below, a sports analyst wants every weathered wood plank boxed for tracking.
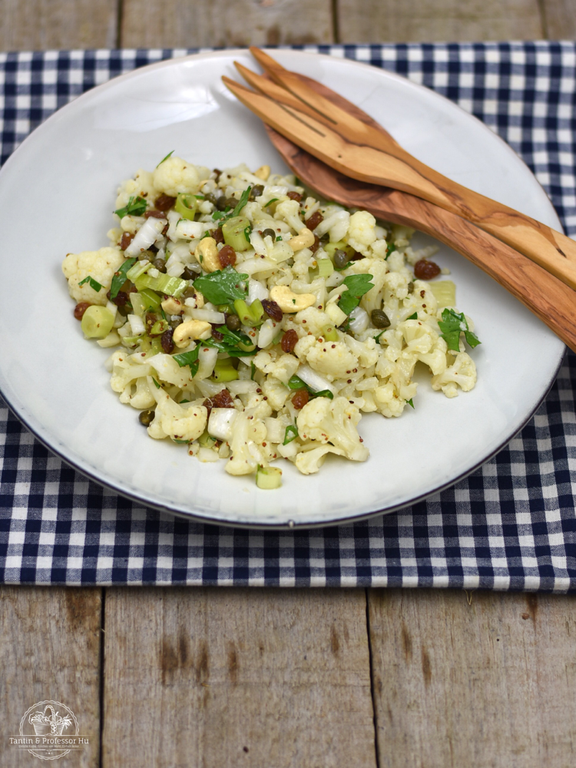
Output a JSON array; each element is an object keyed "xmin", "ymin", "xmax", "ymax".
[
  {"xmin": 0, "ymin": 586, "xmax": 102, "ymax": 768},
  {"xmin": 368, "ymin": 589, "xmax": 576, "ymax": 768},
  {"xmin": 120, "ymin": 0, "xmax": 334, "ymax": 48},
  {"xmin": 542, "ymin": 0, "xmax": 576, "ymax": 38},
  {"xmin": 102, "ymin": 588, "xmax": 376, "ymax": 768},
  {"xmin": 0, "ymin": 0, "xmax": 118, "ymax": 50},
  {"xmin": 336, "ymin": 0, "xmax": 544, "ymax": 42}
]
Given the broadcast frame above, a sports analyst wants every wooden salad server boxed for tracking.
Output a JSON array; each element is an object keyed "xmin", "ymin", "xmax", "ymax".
[{"xmin": 223, "ymin": 48, "xmax": 576, "ymax": 291}]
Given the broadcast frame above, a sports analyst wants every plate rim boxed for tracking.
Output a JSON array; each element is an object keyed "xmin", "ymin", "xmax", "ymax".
[{"xmin": 0, "ymin": 47, "xmax": 566, "ymax": 528}]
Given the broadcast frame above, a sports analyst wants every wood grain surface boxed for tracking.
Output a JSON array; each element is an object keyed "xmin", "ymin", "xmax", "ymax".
[
  {"xmin": 1, "ymin": 3, "xmax": 575, "ymax": 768},
  {"xmin": 102, "ymin": 588, "xmax": 376, "ymax": 768},
  {"xmin": 0, "ymin": 587, "xmax": 102, "ymax": 768}
]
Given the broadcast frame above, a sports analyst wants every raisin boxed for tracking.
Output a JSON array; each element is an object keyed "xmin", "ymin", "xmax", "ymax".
[
  {"xmin": 292, "ymin": 389, "xmax": 309, "ymax": 410},
  {"xmin": 154, "ymin": 193, "xmax": 176, "ymax": 212},
  {"xmin": 414, "ymin": 259, "xmax": 441, "ymax": 280},
  {"xmin": 287, "ymin": 191, "xmax": 302, "ymax": 202},
  {"xmin": 120, "ymin": 232, "xmax": 134, "ymax": 251},
  {"xmin": 161, "ymin": 328, "xmax": 174, "ymax": 353},
  {"xmin": 281, "ymin": 329, "xmax": 299, "ymax": 353},
  {"xmin": 310, "ymin": 234, "xmax": 321, "ymax": 254},
  {"xmin": 261, "ymin": 299, "xmax": 283, "ymax": 322},
  {"xmin": 203, "ymin": 389, "xmax": 234, "ymax": 417},
  {"xmin": 218, "ymin": 244, "xmax": 237, "ymax": 268},
  {"xmin": 213, "ymin": 227, "xmax": 224, "ymax": 244},
  {"xmin": 74, "ymin": 301, "xmax": 91, "ymax": 320},
  {"xmin": 306, "ymin": 210, "xmax": 324, "ymax": 230},
  {"xmin": 211, "ymin": 326, "xmax": 224, "ymax": 342},
  {"xmin": 144, "ymin": 209, "xmax": 167, "ymax": 219}
]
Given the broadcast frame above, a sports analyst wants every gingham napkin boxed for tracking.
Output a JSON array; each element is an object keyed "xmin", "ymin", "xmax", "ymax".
[{"xmin": 0, "ymin": 43, "xmax": 575, "ymax": 590}]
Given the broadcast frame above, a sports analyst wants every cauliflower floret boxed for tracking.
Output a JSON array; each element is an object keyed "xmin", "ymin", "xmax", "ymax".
[
  {"xmin": 62, "ymin": 246, "xmax": 124, "ymax": 305},
  {"xmin": 295, "ymin": 335, "xmax": 359, "ymax": 381},
  {"xmin": 261, "ymin": 377, "xmax": 291, "ymax": 411},
  {"xmin": 252, "ymin": 349, "xmax": 300, "ymax": 385},
  {"xmin": 147, "ymin": 353, "xmax": 195, "ymax": 389},
  {"xmin": 115, "ymin": 169, "xmax": 156, "ymax": 211},
  {"xmin": 147, "ymin": 389, "xmax": 207, "ymax": 442},
  {"xmin": 119, "ymin": 377, "xmax": 156, "ymax": 410},
  {"xmin": 109, "ymin": 350, "xmax": 153, "ymax": 393},
  {"xmin": 431, "ymin": 352, "xmax": 477, "ymax": 397},
  {"xmin": 347, "ymin": 210, "xmax": 377, "ymax": 255},
  {"xmin": 274, "ymin": 199, "xmax": 303, "ymax": 233},
  {"xmin": 153, "ymin": 156, "xmax": 202, "ymax": 197},
  {"xmin": 292, "ymin": 306, "xmax": 335, "ymax": 338},
  {"xmin": 296, "ymin": 396, "xmax": 369, "ymax": 463},
  {"xmin": 294, "ymin": 444, "xmax": 347, "ymax": 475},
  {"xmin": 225, "ymin": 411, "xmax": 269, "ymax": 476}
]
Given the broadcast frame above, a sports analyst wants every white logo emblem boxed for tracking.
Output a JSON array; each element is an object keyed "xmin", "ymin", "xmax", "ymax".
[{"xmin": 8, "ymin": 700, "xmax": 89, "ymax": 761}]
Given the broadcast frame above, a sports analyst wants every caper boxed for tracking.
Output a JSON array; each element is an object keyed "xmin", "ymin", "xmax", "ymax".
[
  {"xmin": 169, "ymin": 316, "xmax": 183, "ymax": 329},
  {"xmin": 261, "ymin": 228, "xmax": 276, "ymax": 240},
  {"xmin": 407, "ymin": 281, "xmax": 415, "ymax": 294},
  {"xmin": 215, "ymin": 195, "xmax": 229, "ymax": 211},
  {"xmin": 153, "ymin": 258, "xmax": 167, "ymax": 273},
  {"xmin": 250, "ymin": 184, "xmax": 264, "ymax": 199},
  {"xmin": 204, "ymin": 192, "xmax": 218, "ymax": 205},
  {"xmin": 181, "ymin": 267, "xmax": 197, "ymax": 280},
  {"xmin": 333, "ymin": 249, "xmax": 349, "ymax": 270},
  {"xmin": 225, "ymin": 313, "xmax": 241, "ymax": 331},
  {"xmin": 139, "ymin": 409, "xmax": 155, "ymax": 426},
  {"xmin": 226, "ymin": 196, "xmax": 238, "ymax": 210},
  {"xmin": 371, "ymin": 309, "xmax": 391, "ymax": 329},
  {"xmin": 182, "ymin": 287, "xmax": 197, "ymax": 299}
]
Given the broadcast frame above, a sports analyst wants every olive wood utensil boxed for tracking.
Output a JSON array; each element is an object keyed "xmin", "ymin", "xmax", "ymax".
[
  {"xmin": 232, "ymin": 60, "xmax": 576, "ymax": 351},
  {"xmin": 222, "ymin": 49, "xmax": 576, "ymax": 291}
]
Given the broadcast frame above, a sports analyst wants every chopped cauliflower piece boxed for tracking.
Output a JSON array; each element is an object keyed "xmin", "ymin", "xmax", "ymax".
[{"xmin": 62, "ymin": 246, "xmax": 124, "ymax": 305}]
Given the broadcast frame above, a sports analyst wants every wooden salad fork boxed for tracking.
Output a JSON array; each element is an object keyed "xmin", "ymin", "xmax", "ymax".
[{"xmin": 222, "ymin": 47, "xmax": 576, "ymax": 291}]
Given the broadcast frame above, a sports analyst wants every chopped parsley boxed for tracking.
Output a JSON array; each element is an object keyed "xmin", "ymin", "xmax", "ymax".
[
  {"xmin": 438, "ymin": 308, "xmax": 481, "ymax": 352},
  {"xmin": 212, "ymin": 186, "xmax": 252, "ymax": 223},
  {"xmin": 156, "ymin": 150, "xmax": 175, "ymax": 167},
  {"xmin": 407, "ymin": 312, "xmax": 418, "ymax": 320},
  {"xmin": 406, "ymin": 398, "xmax": 414, "ymax": 408},
  {"xmin": 283, "ymin": 425, "xmax": 299, "ymax": 445},
  {"xmin": 287, "ymin": 375, "xmax": 334, "ymax": 400},
  {"xmin": 173, "ymin": 347, "xmax": 201, "ymax": 377},
  {"xmin": 110, "ymin": 257, "xmax": 137, "ymax": 299},
  {"xmin": 114, "ymin": 196, "xmax": 147, "ymax": 218},
  {"xmin": 385, "ymin": 242, "xmax": 396, "ymax": 259},
  {"xmin": 78, "ymin": 276, "xmax": 103, "ymax": 292},
  {"xmin": 193, "ymin": 266, "xmax": 248, "ymax": 305},
  {"xmin": 338, "ymin": 274, "xmax": 374, "ymax": 315},
  {"xmin": 204, "ymin": 326, "xmax": 257, "ymax": 357}
]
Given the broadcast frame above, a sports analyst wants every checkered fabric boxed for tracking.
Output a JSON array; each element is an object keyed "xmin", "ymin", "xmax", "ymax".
[{"xmin": 0, "ymin": 44, "xmax": 575, "ymax": 590}]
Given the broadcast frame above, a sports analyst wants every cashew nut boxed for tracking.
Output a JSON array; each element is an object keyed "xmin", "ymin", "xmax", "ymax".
[
  {"xmin": 194, "ymin": 237, "xmax": 221, "ymax": 273},
  {"xmin": 254, "ymin": 164, "xmax": 271, "ymax": 181},
  {"xmin": 270, "ymin": 285, "xmax": 316, "ymax": 313},
  {"xmin": 161, "ymin": 297, "xmax": 184, "ymax": 315},
  {"xmin": 173, "ymin": 320, "xmax": 212, "ymax": 348},
  {"xmin": 289, "ymin": 227, "xmax": 315, "ymax": 252}
]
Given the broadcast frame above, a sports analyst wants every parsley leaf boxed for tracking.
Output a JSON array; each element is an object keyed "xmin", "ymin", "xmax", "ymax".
[
  {"xmin": 114, "ymin": 195, "xmax": 147, "ymax": 218},
  {"xmin": 193, "ymin": 267, "xmax": 248, "ymax": 305},
  {"xmin": 204, "ymin": 326, "xmax": 257, "ymax": 357},
  {"xmin": 385, "ymin": 242, "xmax": 396, "ymax": 259},
  {"xmin": 438, "ymin": 308, "xmax": 481, "ymax": 352},
  {"xmin": 110, "ymin": 257, "xmax": 137, "ymax": 299},
  {"xmin": 78, "ymin": 276, "xmax": 103, "ymax": 292},
  {"xmin": 406, "ymin": 398, "xmax": 415, "ymax": 408},
  {"xmin": 338, "ymin": 274, "xmax": 374, "ymax": 315},
  {"xmin": 156, "ymin": 150, "xmax": 175, "ymax": 167},
  {"xmin": 173, "ymin": 347, "xmax": 201, "ymax": 377},
  {"xmin": 407, "ymin": 312, "xmax": 418, "ymax": 320}
]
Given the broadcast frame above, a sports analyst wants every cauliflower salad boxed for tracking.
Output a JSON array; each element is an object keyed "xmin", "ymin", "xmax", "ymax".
[{"xmin": 62, "ymin": 154, "xmax": 480, "ymax": 489}]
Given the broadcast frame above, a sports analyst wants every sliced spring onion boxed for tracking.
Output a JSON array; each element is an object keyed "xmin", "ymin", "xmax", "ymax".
[
  {"xmin": 78, "ymin": 275, "xmax": 103, "ymax": 292},
  {"xmin": 233, "ymin": 298, "xmax": 263, "ymax": 327},
  {"xmin": 320, "ymin": 325, "xmax": 339, "ymax": 342},
  {"xmin": 174, "ymin": 193, "xmax": 197, "ymax": 220},
  {"xmin": 139, "ymin": 288, "xmax": 162, "ymax": 312},
  {"xmin": 110, "ymin": 257, "xmax": 137, "ymax": 299},
  {"xmin": 222, "ymin": 215, "xmax": 252, "ymax": 252},
  {"xmin": 256, "ymin": 465, "xmax": 282, "ymax": 490},
  {"xmin": 211, "ymin": 358, "xmax": 239, "ymax": 383},
  {"xmin": 135, "ymin": 272, "xmax": 188, "ymax": 298},
  {"xmin": 317, "ymin": 259, "xmax": 334, "ymax": 278},
  {"xmin": 81, "ymin": 306, "xmax": 115, "ymax": 339}
]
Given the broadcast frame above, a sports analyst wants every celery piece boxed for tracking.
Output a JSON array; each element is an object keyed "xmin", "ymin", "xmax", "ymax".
[
  {"xmin": 233, "ymin": 298, "xmax": 263, "ymax": 327},
  {"xmin": 317, "ymin": 259, "xmax": 334, "ymax": 278},
  {"xmin": 135, "ymin": 273, "xmax": 188, "ymax": 298},
  {"xmin": 150, "ymin": 318, "xmax": 170, "ymax": 336},
  {"xmin": 81, "ymin": 306, "xmax": 115, "ymax": 339},
  {"xmin": 139, "ymin": 288, "xmax": 162, "ymax": 312},
  {"xmin": 222, "ymin": 215, "xmax": 251, "ymax": 252},
  {"xmin": 429, "ymin": 280, "xmax": 456, "ymax": 308},
  {"xmin": 211, "ymin": 359, "xmax": 239, "ymax": 383},
  {"xmin": 126, "ymin": 260, "xmax": 152, "ymax": 282},
  {"xmin": 256, "ymin": 465, "xmax": 282, "ymax": 490},
  {"xmin": 175, "ymin": 193, "xmax": 197, "ymax": 221},
  {"xmin": 130, "ymin": 292, "xmax": 145, "ymax": 317},
  {"xmin": 321, "ymin": 325, "xmax": 339, "ymax": 342}
]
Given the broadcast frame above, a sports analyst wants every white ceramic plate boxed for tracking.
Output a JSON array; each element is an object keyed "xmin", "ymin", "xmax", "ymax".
[{"xmin": 0, "ymin": 50, "xmax": 564, "ymax": 528}]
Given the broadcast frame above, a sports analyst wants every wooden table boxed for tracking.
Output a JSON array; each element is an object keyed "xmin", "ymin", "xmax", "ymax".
[{"xmin": 2, "ymin": 3, "xmax": 575, "ymax": 766}]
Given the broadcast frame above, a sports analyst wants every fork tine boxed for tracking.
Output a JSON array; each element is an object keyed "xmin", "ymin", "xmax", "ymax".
[{"xmin": 248, "ymin": 47, "xmax": 391, "ymax": 147}]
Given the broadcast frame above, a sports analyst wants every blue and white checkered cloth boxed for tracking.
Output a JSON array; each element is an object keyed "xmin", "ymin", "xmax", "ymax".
[{"xmin": 1, "ymin": 43, "xmax": 575, "ymax": 590}]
